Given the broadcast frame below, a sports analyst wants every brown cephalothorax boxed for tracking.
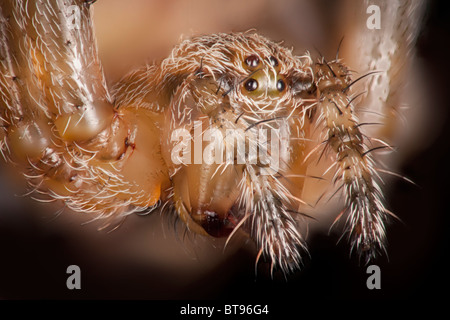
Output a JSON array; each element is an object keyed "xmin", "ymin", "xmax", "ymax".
[{"xmin": 0, "ymin": 0, "xmax": 424, "ymax": 274}]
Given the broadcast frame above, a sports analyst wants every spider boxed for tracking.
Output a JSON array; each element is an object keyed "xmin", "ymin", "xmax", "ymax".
[{"xmin": 0, "ymin": 0, "xmax": 426, "ymax": 275}]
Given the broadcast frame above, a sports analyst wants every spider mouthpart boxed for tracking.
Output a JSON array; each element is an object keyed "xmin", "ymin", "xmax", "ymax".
[{"xmin": 200, "ymin": 210, "xmax": 234, "ymax": 237}]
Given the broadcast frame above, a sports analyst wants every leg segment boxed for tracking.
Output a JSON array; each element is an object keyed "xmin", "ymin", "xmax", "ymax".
[
  {"xmin": 314, "ymin": 58, "xmax": 389, "ymax": 262},
  {"xmin": 1, "ymin": 0, "xmax": 169, "ymax": 222}
]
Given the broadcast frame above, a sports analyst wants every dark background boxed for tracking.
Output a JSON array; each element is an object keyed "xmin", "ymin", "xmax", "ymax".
[{"xmin": 0, "ymin": 0, "xmax": 448, "ymax": 305}]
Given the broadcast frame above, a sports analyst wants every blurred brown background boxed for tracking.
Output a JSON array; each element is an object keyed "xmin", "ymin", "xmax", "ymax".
[{"xmin": 0, "ymin": 0, "xmax": 449, "ymax": 302}]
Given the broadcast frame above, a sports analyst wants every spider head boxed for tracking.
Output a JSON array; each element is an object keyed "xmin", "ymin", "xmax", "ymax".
[
  {"xmin": 240, "ymin": 54, "xmax": 287, "ymax": 99},
  {"xmin": 160, "ymin": 33, "xmax": 315, "ymax": 242}
]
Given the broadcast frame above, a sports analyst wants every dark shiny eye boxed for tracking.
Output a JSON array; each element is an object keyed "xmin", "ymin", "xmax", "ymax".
[
  {"xmin": 245, "ymin": 55, "xmax": 259, "ymax": 68},
  {"xmin": 269, "ymin": 56, "xmax": 279, "ymax": 67},
  {"xmin": 244, "ymin": 78, "xmax": 258, "ymax": 92},
  {"xmin": 277, "ymin": 79, "xmax": 285, "ymax": 92},
  {"xmin": 292, "ymin": 75, "xmax": 314, "ymax": 94}
]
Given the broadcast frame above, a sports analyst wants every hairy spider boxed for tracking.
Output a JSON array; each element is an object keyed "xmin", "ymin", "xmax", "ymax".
[{"xmin": 0, "ymin": 0, "xmax": 426, "ymax": 274}]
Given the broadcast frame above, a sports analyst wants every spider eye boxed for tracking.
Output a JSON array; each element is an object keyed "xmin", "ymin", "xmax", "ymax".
[
  {"xmin": 244, "ymin": 78, "xmax": 258, "ymax": 91},
  {"xmin": 269, "ymin": 56, "xmax": 279, "ymax": 67},
  {"xmin": 292, "ymin": 75, "xmax": 314, "ymax": 94},
  {"xmin": 277, "ymin": 79, "xmax": 285, "ymax": 92},
  {"xmin": 245, "ymin": 55, "xmax": 260, "ymax": 68}
]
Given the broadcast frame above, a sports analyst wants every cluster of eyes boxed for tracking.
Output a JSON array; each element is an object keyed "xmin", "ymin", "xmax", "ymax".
[{"xmin": 243, "ymin": 55, "xmax": 286, "ymax": 93}]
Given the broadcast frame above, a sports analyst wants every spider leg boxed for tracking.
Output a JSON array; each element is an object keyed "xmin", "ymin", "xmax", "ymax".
[
  {"xmin": 313, "ymin": 59, "xmax": 390, "ymax": 263},
  {"xmin": 1, "ymin": 1, "xmax": 169, "ymax": 221},
  {"xmin": 339, "ymin": 0, "xmax": 427, "ymax": 143},
  {"xmin": 0, "ymin": 0, "xmax": 113, "ymax": 142},
  {"xmin": 240, "ymin": 164, "xmax": 308, "ymax": 274}
]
